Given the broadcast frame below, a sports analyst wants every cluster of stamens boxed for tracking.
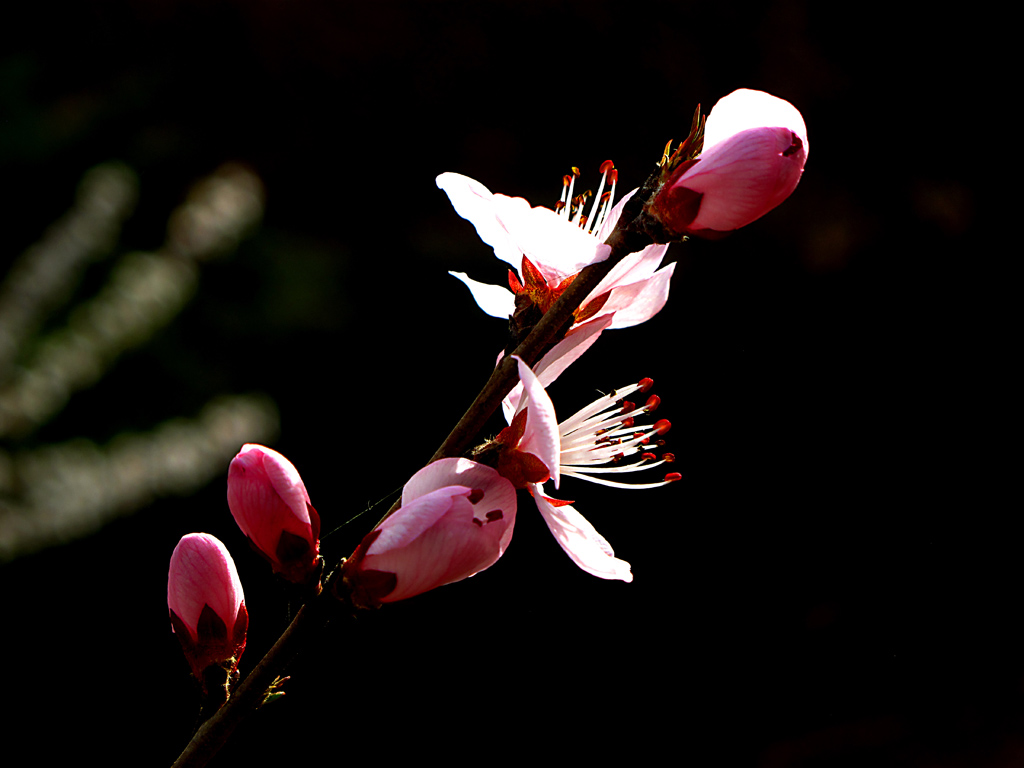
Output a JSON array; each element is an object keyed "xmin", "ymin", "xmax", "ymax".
[
  {"xmin": 553, "ymin": 160, "xmax": 618, "ymax": 235},
  {"xmin": 558, "ymin": 377, "xmax": 681, "ymax": 489}
]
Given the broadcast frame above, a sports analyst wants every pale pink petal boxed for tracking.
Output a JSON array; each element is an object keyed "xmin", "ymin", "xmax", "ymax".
[
  {"xmin": 492, "ymin": 198, "xmax": 611, "ymax": 282},
  {"xmin": 588, "ymin": 243, "xmax": 668, "ymax": 298},
  {"xmin": 532, "ymin": 315, "xmax": 613, "ymax": 388},
  {"xmin": 703, "ymin": 88, "xmax": 808, "ymax": 153},
  {"xmin": 358, "ymin": 458, "xmax": 518, "ymax": 602},
  {"xmin": 435, "ymin": 173, "xmax": 524, "ymax": 270},
  {"xmin": 402, "ymin": 457, "xmax": 518, "ymax": 535},
  {"xmin": 448, "ymin": 271, "xmax": 516, "ymax": 319},
  {"xmin": 366, "ymin": 490, "xmax": 506, "ymax": 602},
  {"xmin": 596, "ymin": 261, "xmax": 675, "ymax": 329},
  {"xmin": 532, "ymin": 491, "xmax": 633, "ymax": 582},
  {"xmin": 513, "ymin": 356, "xmax": 562, "ymax": 489}
]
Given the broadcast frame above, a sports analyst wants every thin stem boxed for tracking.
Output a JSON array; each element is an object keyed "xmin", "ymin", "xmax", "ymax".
[{"xmin": 171, "ymin": 576, "xmax": 339, "ymax": 768}]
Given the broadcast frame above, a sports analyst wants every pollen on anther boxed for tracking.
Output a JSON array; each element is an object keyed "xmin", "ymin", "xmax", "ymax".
[
  {"xmin": 653, "ymin": 419, "xmax": 671, "ymax": 435},
  {"xmin": 644, "ymin": 395, "xmax": 661, "ymax": 412},
  {"xmin": 599, "ymin": 159, "xmax": 615, "ymax": 174},
  {"xmin": 664, "ymin": 472, "xmax": 682, "ymax": 482},
  {"xmin": 638, "ymin": 378, "xmax": 654, "ymax": 392},
  {"xmin": 662, "ymin": 453, "xmax": 676, "ymax": 463}
]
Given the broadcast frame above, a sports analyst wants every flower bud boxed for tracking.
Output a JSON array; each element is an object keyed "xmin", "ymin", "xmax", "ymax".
[
  {"xmin": 167, "ymin": 533, "xmax": 248, "ymax": 687},
  {"xmin": 227, "ymin": 444, "xmax": 321, "ymax": 586},
  {"xmin": 645, "ymin": 88, "xmax": 808, "ymax": 239},
  {"xmin": 339, "ymin": 458, "xmax": 517, "ymax": 607}
]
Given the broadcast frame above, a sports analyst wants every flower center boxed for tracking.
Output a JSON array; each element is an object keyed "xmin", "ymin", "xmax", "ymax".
[
  {"xmin": 553, "ymin": 160, "xmax": 619, "ymax": 235},
  {"xmin": 557, "ymin": 377, "xmax": 681, "ymax": 489}
]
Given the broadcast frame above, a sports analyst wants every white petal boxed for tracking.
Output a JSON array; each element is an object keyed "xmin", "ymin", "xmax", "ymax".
[
  {"xmin": 493, "ymin": 198, "xmax": 610, "ymax": 282},
  {"xmin": 449, "ymin": 271, "xmax": 515, "ymax": 319},
  {"xmin": 533, "ymin": 491, "xmax": 633, "ymax": 582},
  {"xmin": 436, "ymin": 173, "xmax": 524, "ymax": 269}
]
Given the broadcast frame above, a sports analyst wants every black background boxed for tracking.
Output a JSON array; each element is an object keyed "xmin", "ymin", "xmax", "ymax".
[{"xmin": 1, "ymin": 2, "xmax": 1006, "ymax": 766}]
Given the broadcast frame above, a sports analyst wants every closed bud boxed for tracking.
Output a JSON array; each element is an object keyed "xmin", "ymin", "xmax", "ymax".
[
  {"xmin": 644, "ymin": 88, "xmax": 808, "ymax": 240},
  {"xmin": 167, "ymin": 533, "xmax": 248, "ymax": 691},
  {"xmin": 227, "ymin": 444, "xmax": 321, "ymax": 586},
  {"xmin": 339, "ymin": 458, "xmax": 517, "ymax": 607}
]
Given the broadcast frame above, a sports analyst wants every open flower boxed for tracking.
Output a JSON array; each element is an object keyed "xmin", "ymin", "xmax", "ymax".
[
  {"xmin": 488, "ymin": 355, "xmax": 679, "ymax": 582},
  {"xmin": 646, "ymin": 88, "xmax": 808, "ymax": 239},
  {"xmin": 340, "ymin": 458, "xmax": 517, "ymax": 607},
  {"xmin": 168, "ymin": 533, "xmax": 248, "ymax": 687},
  {"xmin": 437, "ymin": 165, "xmax": 675, "ymax": 335},
  {"xmin": 227, "ymin": 444, "xmax": 321, "ymax": 586}
]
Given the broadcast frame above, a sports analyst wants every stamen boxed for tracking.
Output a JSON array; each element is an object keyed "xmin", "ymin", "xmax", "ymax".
[{"xmin": 585, "ymin": 160, "xmax": 615, "ymax": 234}]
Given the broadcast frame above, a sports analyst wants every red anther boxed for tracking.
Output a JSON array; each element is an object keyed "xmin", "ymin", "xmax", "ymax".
[
  {"xmin": 468, "ymin": 489, "xmax": 484, "ymax": 504},
  {"xmin": 654, "ymin": 419, "xmax": 671, "ymax": 435},
  {"xmin": 555, "ymin": 200, "xmax": 566, "ymax": 213},
  {"xmin": 599, "ymin": 159, "xmax": 615, "ymax": 174},
  {"xmin": 641, "ymin": 452, "xmax": 657, "ymax": 461},
  {"xmin": 638, "ymin": 377, "xmax": 654, "ymax": 392},
  {"xmin": 608, "ymin": 169, "xmax": 618, "ymax": 184},
  {"xmin": 644, "ymin": 395, "xmax": 661, "ymax": 412},
  {"xmin": 563, "ymin": 175, "xmax": 572, "ymax": 187},
  {"xmin": 620, "ymin": 400, "xmax": 635, "ymax": 414},
  {"xmin": 664, "ymin": 472, "xmax": 682, "ymax": 482},
  {"xmin": 611, "ymin": 452, "xmax": 625, "ymax": 463},
  {"xmin": 662, "ymin": 453, "xmax": 676, "ymax": 463},
  {"xmin": 620, "ymin": 417, "xmax": 634, "ymax": 428},
  {"xmin": 600, "ymin": 191, "xmax": 611, "ymax": 202}
]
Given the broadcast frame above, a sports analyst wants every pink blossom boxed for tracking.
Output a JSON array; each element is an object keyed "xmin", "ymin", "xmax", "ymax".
[
  {"xmin": 649, "ymin": 88, "xmax": 808, "ymax": 238},
  {"xmin": 227, "ymin": 444, "xmax": 321, "ymax": 586},
  {"xmin": 437, "ymin": 165, "xmax": 674, "ymax": 331},
  {"xmin": 494, "ymin": 356, "xmax": 679, "ymax": 582},
  {"xmin": 167, "ymin": 533, "xmax": 248, "ymax": 683},
  {"xmin": 340, "ymin": 458, "xmax": 517, "ymax": 606}
]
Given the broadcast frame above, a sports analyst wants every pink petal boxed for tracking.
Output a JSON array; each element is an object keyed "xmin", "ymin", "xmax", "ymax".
[
  {"xmin": 228, "ymin": 447, "xmax": 311, "ymax": 549},
  {"xmin": 402, "ymin": 457, "xmax": 518, "ymax": 539},
  {"xmin": 677, "ymin": 125, "xmax": 806, "ymax": 233},
  {"xmin": 358, "ymin": 459, "xmax": 518, "ymax": 602},
  {"xmin": 532, "ymin": 491, "xmax": 633, "ymax": 582},
  {"xmin": 512, "ymin": 356, "xmax": 562, "ymax": 489},
  {"xmin": 167, "ymin": 533, "xmax": 244, "ymax": 637},
  {"xmin": 702, "ymin": 88, "xmax": 808, "ymax": 152}
]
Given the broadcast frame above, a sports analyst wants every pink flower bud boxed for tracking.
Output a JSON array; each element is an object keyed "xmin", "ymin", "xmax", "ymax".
[
  {"xmin": 227, "ymin": 444, "xmax": 321, "ymax": 585},
  {"xmin": 167, "ymin": 533, "xmax": 248, "ymax": 685},
  {"xmin": 340, "ymin": 458, "xmax": 517, "ymax": 607},
  {"xmin": 648, "ymin": 88, "xmax": 808, "ymax": 238}
]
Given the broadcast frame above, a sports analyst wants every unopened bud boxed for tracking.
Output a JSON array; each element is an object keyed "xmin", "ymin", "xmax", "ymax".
[{"xmin": 227, "ymin": 444, "xmax": 321, "ymax": 587}]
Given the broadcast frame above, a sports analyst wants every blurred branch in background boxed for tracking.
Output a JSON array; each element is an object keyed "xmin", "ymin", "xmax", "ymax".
[{"xmin": 0, "ymin": 163, "xmax": 279, "ymax": 561}]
